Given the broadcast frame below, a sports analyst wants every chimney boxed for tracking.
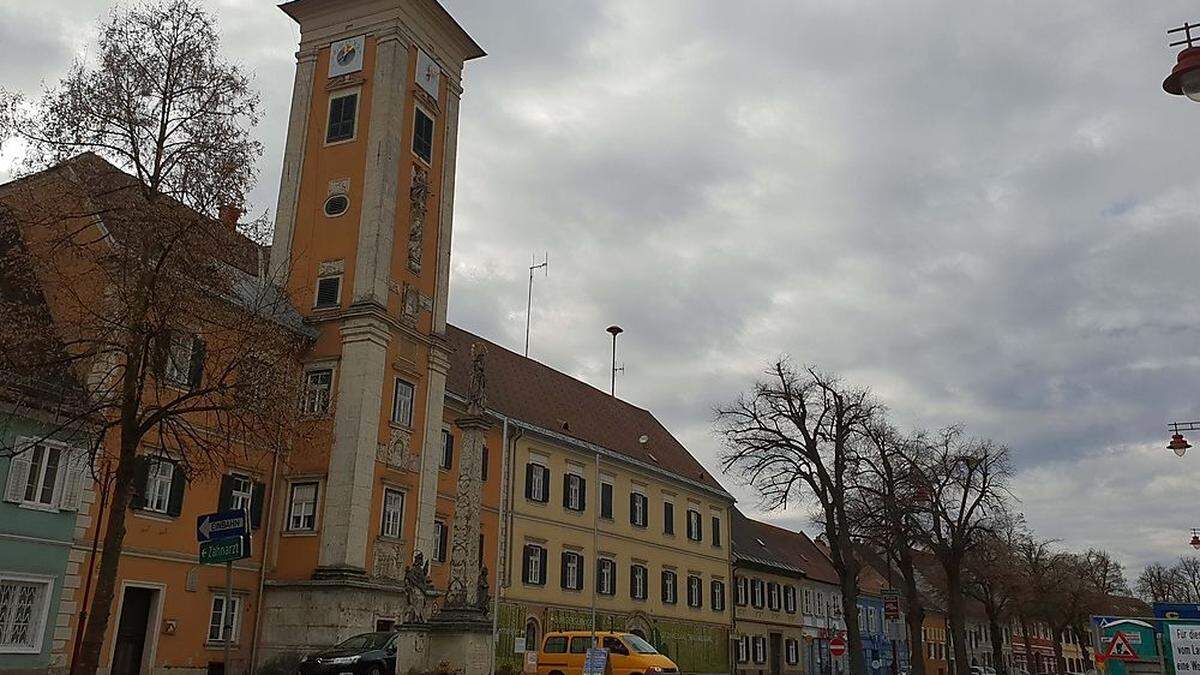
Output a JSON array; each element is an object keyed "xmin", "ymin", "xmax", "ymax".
[{"xmin": 218, "ymin": 204, "xmax": 243, "ymax": 231}]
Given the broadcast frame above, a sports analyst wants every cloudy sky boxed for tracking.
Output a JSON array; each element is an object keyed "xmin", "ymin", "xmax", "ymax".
[{"xmin": 5, "ymin": 0, "xmax": 1200, "ymax": 577}]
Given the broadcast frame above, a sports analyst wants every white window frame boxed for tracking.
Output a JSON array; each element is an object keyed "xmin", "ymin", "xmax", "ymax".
[
  {"xmin": 324, "ymin": 88, "xmax": 361, "ymax": 146},
  {"xmin": 712, "ymin": 579, "xmax": 725, "ymax": 612},
  {"xmin": 229, "ymin": 473, "xmax": 252, "ymax": 514},
  {"xmin": 736, "ymin": 635, "xmax": 750, "ymax": 663},
  {"xmin": 440, "ymin": 429, "xmax": 453, "ymax": 470},
  {"xmin": 411, "ymin": 104, "xmax": 436, "ymax": 165},
  {"xmin": 662, "ymin": 570, "xmax": 677, "ymax": 604},
  {"xmin": 565, "ymin": 471, "xmax": 583, "ymax": 511},
  {"xmin": 0, "ymin": 572, "xmax": 53, "ymax": 654},
  {"xmin": 381, "ymin": 487, "xmax": 405, "ymax": 539},
  {"xmin": 687, "ymin": 575, "xmax": 702, "ymax": 608},
  {"xmin": 631, "ymin": 489, "xmax": 646, "ymax": 527},
  {"xmin": 525, "ymin": 544, "xmax": 545, "ymax": 585},
  {"xmin": 433, "ymin": 520, "xmax": 447, "ymax": 562},
  {"xmin": 528, "ymin": 462, "xmax": 548, "ymax": 502},
  {"xmin": 287, "ymin": 481, "xmax": 319, "ymax": 532},
  {"xmin": 753, "ymin": 636, "xmax": 766, "ymax": 664},
  {"xmin": 21, "ymin": 443, "xmax": 64, "ymax": 508},
  {"xmin": 564, "ymin": 552, "xmax": 582, "ymax": 590},
  {"xmin": 206, "ymin": 594, "xmax": 241, "ymax": 644},
  {"xmin": 686, "ymin": 508, "xmax": 702, "ymax": 541},
  {"xmin": 392, "ymin": 379, "xmax": 415, "ymax": 427},
  {"xmin": 597, "ymin": 557, "xmax": 615, "ymax": 595},
  {"xmin": 313, "ymin": 274, "xmax": 342, "ymax": 309},
  {"xmin": 301, "ymin": 367, "xmax": 334, "ymax": 415},
  {"xmin": 632, "ymin": 564, "xmax": 647, "ymax": 600},
  {"xmin": 144, "ymin": 459, "xmax": 174, "ymax": 514},
  {"xmin": 736, "ymin": 576, "xmax": 748, "ymax": 606}
]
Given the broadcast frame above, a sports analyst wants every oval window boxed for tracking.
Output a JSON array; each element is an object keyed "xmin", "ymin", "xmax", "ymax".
[{"xmin": 323, "ymin": 194, "xmax": 349, "ymax": 217}]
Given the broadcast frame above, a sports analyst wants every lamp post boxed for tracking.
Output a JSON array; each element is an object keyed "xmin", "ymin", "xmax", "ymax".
[
  {"xmin": 606, "ymin": 325, "xmax": 623, "ymax": 397},
  {"xmin": 1167, "ymin": 422, "xmax": 1198, "ymax": 457},
  {"xmin": 1190, "ymin": 528, "xmax": 1200, "ymax": 550},
  {"xmin": 1165, "ymin": 22, "xmax": 1200, "ymax": 101}
]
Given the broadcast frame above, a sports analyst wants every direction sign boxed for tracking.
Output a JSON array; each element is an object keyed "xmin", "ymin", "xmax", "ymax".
[
  {"xmin": 583, "ymin": 648, "xmax": 608, "ymax": 675},
  {"xmin": 199, "ymin": 535, "xmax": 251, "ymax": 565},
  {"xmin": 197, "ymin": 510, "xmax": 248, "ymax": 543},
  {"xmin": 829, "ymin": 636, "xmax": 847, "ymax": 657}
]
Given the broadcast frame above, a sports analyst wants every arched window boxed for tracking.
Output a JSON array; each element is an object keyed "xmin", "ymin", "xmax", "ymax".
[{"xmin": 524, "ymin": 617, "xmax": 540, "ymax": 652}]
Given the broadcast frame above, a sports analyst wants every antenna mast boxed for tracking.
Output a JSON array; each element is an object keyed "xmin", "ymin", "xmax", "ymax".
[{"xmin": 524, "ymin": 253, "xmax": 548, "ymax": 357}]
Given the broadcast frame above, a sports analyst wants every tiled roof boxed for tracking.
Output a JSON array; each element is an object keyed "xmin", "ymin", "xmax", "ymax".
[
  {"xmin": 444, "ymin": 324, "xmax": 731, "ymax": 498},
  {"xmin": 730, "ymin": 509, "xmax": 841, "ymax": 585}
]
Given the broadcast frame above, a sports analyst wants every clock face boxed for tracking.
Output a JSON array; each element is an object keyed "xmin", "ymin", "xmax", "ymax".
[
  {"xmin": 328, "ymin": 36, "xmax": 365, "ymax": 78},
  {"xmin": 335, "ymin": 42, "xmax": 357, "ymax": 66}
]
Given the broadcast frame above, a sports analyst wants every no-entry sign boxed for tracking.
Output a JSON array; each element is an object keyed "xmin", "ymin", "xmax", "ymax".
[{"xmin": 829, "ymin": 636, "xmax": 847, "ymax": 657}]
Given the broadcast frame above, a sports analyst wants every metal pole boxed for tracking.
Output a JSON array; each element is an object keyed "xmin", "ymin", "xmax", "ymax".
[
  {"xmin": 606, "ymin": 325, "xmax": 622, "ymax": 397},
  {"xmin": 224, "ymin": 560, "xmax": 233, "ymax": 673},
  {"xmin": 525, "ymin": 266, "xmax": 534, "ymax": 357},
  {"xmin": 590, "ymin": 451, "xmax": 599, "ymax": 638}
]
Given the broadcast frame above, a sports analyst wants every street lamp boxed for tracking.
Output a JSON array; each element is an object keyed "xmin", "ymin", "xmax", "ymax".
[
  {"xmin": 1163, "ymin": 22, "xmax": 1200, "ymax": 101},
  {"xmin": 1190, "ymin": 529, "xmax": 1200, "ymax": 550},
  {"xmin": 1168, "ymin": 422, "xmax": 1198, "ymax": 457}
]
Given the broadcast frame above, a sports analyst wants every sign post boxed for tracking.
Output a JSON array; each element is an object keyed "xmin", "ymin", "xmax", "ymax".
[
  {"xmin": 197, "ymin": 510, "xmax": 250, "ymax": 674},
  {"xmin": 830, "ymin": 636, "xmax": 847, "ymax": 658}
]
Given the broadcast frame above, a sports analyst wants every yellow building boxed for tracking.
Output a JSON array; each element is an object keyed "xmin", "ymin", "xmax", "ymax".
[{"xmin": 442, "ymin": 327, "xmax": 735, "ymax": 675}]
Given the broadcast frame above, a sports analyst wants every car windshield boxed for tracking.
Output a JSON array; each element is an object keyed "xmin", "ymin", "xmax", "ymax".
[
  {"xmin": 335, "ymin": 632, "xmax": 392, "ymax": 651},
  {"xmin": 623, "ymin": 635, "xmax": 658, "ymax": 654}
]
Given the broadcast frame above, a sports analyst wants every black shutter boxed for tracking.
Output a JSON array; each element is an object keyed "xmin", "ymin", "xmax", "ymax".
[
  {"xmin": 151, "ymin": 331, "xmax": 169, "ymax": 377},
  {"xmin": 538, "ymin": 547, "xmax": 547, "ymax": 585},
  {"xmin": 663, "ymin": 502, "xmax": 674, "ymax": 534},
  {"xmin": 630, "ymin": 565, "xmax": 637, "ymax": 599},
  {"xmin": 712, "ymin": 516, "xmax": 721, "ymax": 546},
  {"xmin": 166, "ymin": 462, "xmax": 186, "ymax": 517},
  {"xmin": 577, "ymin": 477, "xmax": 586, "ymax": 511},
  {"xmin": 438, "ymin": 522, "xmax": 449, "ymax": 562},
  {"xmin": 560, "ymin": 552, "xmax": 569, "ymax": 589},
  {"xmin": 629, "ymin": 493, "xmax": 637, "ymax": 525},
  {"xmin": 661, "ymin": 572, "xmax": 670, "ymax": 603},
  {"xmin": 541, "ymin": 467, "xmax": 551, "ymax": 502},
  {"xmin": 218, "ymin": 475, "xmax": 234, "ymax": 511},
  {"xmin": 610, "ymin": 561, "xmax": 618, "ymax": 596},
  {"xmin": 521, "ymin": 545, "xmax": 532, "ymax": 583},
  {"xmin": 481, "ymin": 447, "xmax": 489, "ymax": 482},
  {"xmin": 524, "ymin": 464, "xmax": 534, "ymax": 500},
  {"xmin": 443, "ymin": 432, "xmax": 454, "ymax": 470},
  {"xmin": 187, "ymin": 337, "xmax": 206, "ymax": 389},
  {"xmin": 601, "ymin": 483, "xmax": 612, "ymax": 518},
  {"xmin": 562, "ymin": 474, "xmax": 571, "ymax": 508},
  {"xmin": 129, "ymin": 457, "xmax": 150, "ymax": 510},
  {"xmin": 250, "ymin": 481, "xmax": 265, "ymax": 529}
]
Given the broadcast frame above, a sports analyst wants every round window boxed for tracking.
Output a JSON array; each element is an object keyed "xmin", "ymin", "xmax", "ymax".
[{"xmin": 323, "ymin": 194, "xmax": 349, "ymax": 217}]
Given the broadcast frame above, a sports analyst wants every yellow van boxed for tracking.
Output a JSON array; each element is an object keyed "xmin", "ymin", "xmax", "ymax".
[{"xmin": 536, "ymin": 631, "xmax": 679, "ymax": 675}]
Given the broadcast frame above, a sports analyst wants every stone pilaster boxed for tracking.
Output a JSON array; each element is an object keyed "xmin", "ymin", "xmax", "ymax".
[
  {"xmin": 444, "ymin": 412, "xmax": 489, "ymax": 609},
  {"xmin": 413, "ymin": 343, "xmax": 451, "ymax": 560},
  {"xmin": 317, "ymin": 315, "xmax": 390, "ymax": 574},
  {"xmin": 351, "ymin": 26, "xmax": 410, "ymax": 306},
  {"xmin": 268, "ymin": 48, "xmax": 318, "ymax": 281},
  {"xmin": 431, "ymin": 87, "xmax": 461, "ymax": 333}
]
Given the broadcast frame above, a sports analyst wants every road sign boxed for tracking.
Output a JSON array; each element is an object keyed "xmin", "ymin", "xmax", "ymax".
[
  {"xmin": 196, "ymin": 510, "xmax": 248, "ymax": 543},
  {"xmin": 1104, "ymin": 631, "xmax": 1138, "ymax": 661},
  {"xmin": 883, "ymin": 590, "xmax": 901, "ymax": 620},
  {"xmin": 829, "ymin": 636, "xmax": 847, "ymax": 657},
  {"xmin": 199, "ymin": 535, "xmax": 250, "ymax": 565},
  {"xmin": 523, "ymin": 651, "xmax": 538, "ymax": 674},
  {"xmin": 583, "ymin": 648, "xmax": 608, "ymax": 675}
]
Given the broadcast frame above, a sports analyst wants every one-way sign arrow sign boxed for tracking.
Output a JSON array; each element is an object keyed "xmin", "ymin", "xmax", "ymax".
[{"xmin": 196, "ymin": 510, "xmax": 248, "ymax": 543}]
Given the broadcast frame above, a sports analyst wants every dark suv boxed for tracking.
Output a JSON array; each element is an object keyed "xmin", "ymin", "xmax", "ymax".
[{"xmin": 297, "ymin": 632, "xmax": 398, "ymax": 675}]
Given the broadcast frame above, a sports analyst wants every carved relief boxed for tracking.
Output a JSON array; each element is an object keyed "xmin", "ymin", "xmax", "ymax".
[
  {"xmin": 402, "ymin": 283, "xmax": 419, "ymax": 326},
  {"xmin": 377, "ymin": 427, "xmax": 419, "ymax": 472},
  {"xmin": 373, "ymin": 539, "xmax": 406, "ymax": 581},
  {"xmin": 317, "ymin": 259, "xmax": 345, "ymax": 276},
  {"xmin": 327, "ymin": 178, "xmax": 350, "ymax": 197},
  {"xmin": 407, "ymin": 165, "xmax": 432, "ymax": 274}
]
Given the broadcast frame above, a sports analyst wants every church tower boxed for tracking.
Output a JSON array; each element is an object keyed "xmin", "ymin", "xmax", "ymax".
[{"xmin": 261, "ymin": 0, "xmax": 484, "ymax": 659}]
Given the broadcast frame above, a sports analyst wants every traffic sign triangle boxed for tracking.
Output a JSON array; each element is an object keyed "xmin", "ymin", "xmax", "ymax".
[{"xmin": 1104, "ymin": 631, "xmax": 1137, "ymax": 661}]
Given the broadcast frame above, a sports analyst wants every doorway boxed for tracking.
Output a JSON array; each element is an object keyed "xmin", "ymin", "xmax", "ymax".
[
  {"xmin": 112, "ymin": 586, "xmax": 157, "ymax": 675},
  {"xmin": 769, "ymin": 633, "xmax": 782, "ymax": 675}
]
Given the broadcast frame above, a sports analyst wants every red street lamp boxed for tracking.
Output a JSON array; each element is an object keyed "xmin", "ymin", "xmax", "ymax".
[
  {"xmin": 1190, "ymin": 529, "xmax": 1200, "ymax": 550},
  {"xmin": 1169, "ymin": 422, "xmax": 1198, "ymax": 457},
  {"xmin": 1164, "ymin": 23, "xmax": 1200, "ymax": 101}
]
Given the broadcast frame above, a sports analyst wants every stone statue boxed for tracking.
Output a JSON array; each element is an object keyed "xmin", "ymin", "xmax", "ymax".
[
  {"xmin": 402, "ymin": 551, "xmax": 435, "ymax": 622},
  {"xmin": 407, "ymin": 166, "xmax": 432, "ymax": 273},
  {"xmin": 467, "ymin": 344, "xmax": 487, "ymax": 415},
  {"xmin": 476, "ymin": 565, "xmax": 490, "ymax": 612}
]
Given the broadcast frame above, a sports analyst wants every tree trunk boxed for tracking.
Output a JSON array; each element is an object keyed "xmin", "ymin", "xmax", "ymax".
[
  {"xmin": 76, "ymin": 435, "xmax": 139, "ymax": 675},
  {"xmin": 1072, "ymin": 625, "xmax": 1092, "ymax": 670},
  {"xmin": 897, "ymin": 553, "xmax": 927, "ymax": 675},
  {"xmin": 986, "ymin": 608, "xmax": 1006, "ymax": 675},
  {"xmin": 946, "ymin": 565, "xmax": 970, "ymax": 675},
  {"xmin": 1051, "ymin": 629, "xmax": 1064, "ymax": 675},
  {"xmin": 841, "ymin": 567, "xmax": 869, "ymax": 675}
]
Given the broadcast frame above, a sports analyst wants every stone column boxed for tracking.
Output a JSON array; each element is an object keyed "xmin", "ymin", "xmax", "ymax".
[
  {"xmin": 268, "ymin": 48, "xmax": 318, "ymax": 281},
  {"xmin": 317, "ymin": 315, "xmax": 390, "ymax": 574},
  {"xmin": 413, "ymin": 344, "xmax": 451, "ymax": 560},
  {"xmin": 445, "ymin": 409, "xmax": 489, "ymax": 609}
]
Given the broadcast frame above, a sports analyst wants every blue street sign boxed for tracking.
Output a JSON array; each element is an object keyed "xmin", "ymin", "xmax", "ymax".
[{"xmin": 196, "ymin": 510, "xmax": 248, "ymax": 543}]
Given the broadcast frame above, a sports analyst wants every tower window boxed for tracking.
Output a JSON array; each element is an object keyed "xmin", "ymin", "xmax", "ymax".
[
  {"xmin": 326, "ymin": 91, "xmax": 358, "ymax": 143},
  {"xmin": 314, "ymin": 275, "xmax": 341, "ymax": 309},
  {"xmin": 323, "ymin": 194, "xmax": 349, "ymax": 217},
  {"xmin": 412, "ymin": 107, "xmax": 434, "ymax": 163}
]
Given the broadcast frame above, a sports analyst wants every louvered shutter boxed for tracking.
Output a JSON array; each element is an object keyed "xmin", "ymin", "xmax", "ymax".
[
  {"xmin": 129, "ymin": 457, "xmax": 150, "ymax": 510},
  {"xmin": 562, "ymin": 474, "xmax": 571, "ymax": 508},
  {"xmin": 187, "ymin": 337, "xmax": 206, "ymax": 389},
  {"xmin": 166, "ymin": 462, "xmax": 186, "ymax": 517},
  {"xmin": 218, "ymin": 475, "xmax": 234, "ymax": 511},
  {"xmin": 4, "ymin": 447, "xmax": 32, "ymax": 503},
  {"xmin": 577, "ymin": 476, "xmax": 586, "ymax": 511},
  {"xmin": 538, "ymin": 547, "xmax": 547, "ymax": 585},
  {"xmin": 250, "ymin": 481, "xmax": 266, "ymax": 529},
  {"xmin": 521, "ymin": 545, "xmax": 532, "ymax": 584},
  {"xmin": 560, "ymin": 552, "xmax": 569, "ymax": 589},
  {"xmin": 539, "ymin": 466, "xmax": 550, "ymax": 502},
  {"xmin": 524, "ymin": 464, "xmax": 535, "ymax": 500},
  {"xmin": 438, "ymin": 521, "xmax": 449, "ymax": 562},
  {"xmin": 151, "ymin": 331, "xmax": 170, "ymax": 377},
  {"xmin": 58, "ymin": 448, "xmax": 87, "ymax": 511},
  {"xmin": 629, "ymin": 493, "xmax": 637, "ymax": 525}
]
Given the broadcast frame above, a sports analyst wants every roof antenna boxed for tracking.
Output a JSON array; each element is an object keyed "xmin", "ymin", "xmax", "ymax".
[{"xmin": 524, "ymin": 252, "xmax": 548, "ymax": 357}]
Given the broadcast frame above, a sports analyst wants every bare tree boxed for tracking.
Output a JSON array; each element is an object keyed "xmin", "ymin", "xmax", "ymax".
[
  {"xmin": 1173, "ymin": 557, "xmax": 1200, "ymax": 604},
  {"xmin": 0, "ymin": 3, "xmax": 309, "ymax": 674},
  {"xmin": 910, "ymin": 427, "xmax": 1012, "ymax": 675},
  {"xmin": 852, "ymin": 424, "xmax": 929, "ymax": 675},
  {"xmin": 963, "ymin": 511, "xmax": 1025, "ymax": 675},
  {"xmin": 717, "ymin": 360, "xmax": 883, "ymax": 675},
  {"xmin": 1011, "ymin": 535, "xmax": 1060, "ymax": 675},
  {"xmin": 1137, "ymin": 562, "xmax": 1184, "ymax": 604}
]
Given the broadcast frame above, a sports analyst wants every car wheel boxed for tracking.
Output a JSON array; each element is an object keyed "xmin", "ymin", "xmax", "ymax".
[{"xmin": 368, "ymin": 665, "xmax": 382, "ymax": 675}]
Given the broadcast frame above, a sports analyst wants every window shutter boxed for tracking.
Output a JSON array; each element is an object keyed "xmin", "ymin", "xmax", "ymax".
[
  {"xmin": 712, "ymin": 516, "xmax": 721, "ymax": 546},
  {"xmin": 187, "ymin": 337, "xmax": 206, "ymax": 389},
  {"xmin": 540, "ymin": 466, "xmax": 550, "ymax": 502},
  {"xmin": 166, "ymin": 462, "xmax": 186, "ymax": 517},
  {"xmin": 560, "ymin": 551, "xmax": 569, "ymax": 589},
  {"xmin": 577, "ymin": 476, "xmax": 586, "ymax": 511},
  {"xmin": 562, "ymin": 474, "xmax": 571, "ymax": 508},
  {"xmin": 629, "ymin": 566, "xmax": 637, "ymax": 599},
  {"xmin": 601, "ymin": 484, "xmax": 612, "ymax": 518},
  {"xmin": 663, "ymin": 502, "xmax": 673, "ymax": 534},
  {"xmin": 218, "ymin": 475, "xmax": 234, "ymax": 511},
  {"xmin": 521, "ymin": 546, "xmax": 532, "ymax": 583},
  {"xmin": 524, "ymin": 464, "xmax": 534, "ymax": 500},
  {"xmin": 481, "ymin": 447, "xmax": 489, "ymax": 482},
  {"xmin": 610, "ymin": 561, "xmax": 618, "ymax": 596},
  {"xmin": 438, "ymin": 522, "xmax": 449, "ymax": 562},
  {"xmin": 538, "ymin": 547, "xmax": 547, "ymax": 585},
  {"xmin": 629, "ymin": 493, "xmax": 637, "ymax": 525},
  {"xmin": 129, "ymin": 457, "xmax": 150, "ymax": 510},
  {"xmin": 58, "ymin": 449, "xmax": 87, "ymax": 511},
  {"xmin": 151, "ymin": 331, "xmax": 170, "ymax": 377},
  {"xmin": 4, "ymin": 448, "xmax": 32, "ymax": 503},
  {"xmin": 250, "ymin": 481, "xmax": 266, "ymax": 529}
]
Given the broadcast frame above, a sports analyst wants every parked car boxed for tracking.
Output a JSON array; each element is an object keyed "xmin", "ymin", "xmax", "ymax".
[
  {"xmin": 536, "ymin": 630, "xmax": 679, "ymax": 675},
  {"xmin": 297, "ymin": 632, "xmax": 398, "ymax": 675}
]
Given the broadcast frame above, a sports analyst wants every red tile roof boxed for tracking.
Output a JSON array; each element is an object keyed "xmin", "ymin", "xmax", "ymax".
[
  {"xmin": 444, "ymin": 324, "xmax": 730, "ymax": 498},
  {"xmin": 731, "ymin": 509, "xmax": 841, "ymax": 585}
]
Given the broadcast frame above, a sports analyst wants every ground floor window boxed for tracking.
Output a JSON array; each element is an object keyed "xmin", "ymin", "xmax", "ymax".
[
  {"xmin": 0, "ymin": 574, "xmax": 51, "ymax": 653},
  {"xmin": 207, "ymin": 595, "xmax": 241, "ymax": 643}
]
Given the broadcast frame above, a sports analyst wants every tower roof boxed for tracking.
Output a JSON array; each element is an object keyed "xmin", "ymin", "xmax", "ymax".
[{"xmin": 279, "ymin": 0, "xmax": 485, "ymax": 61}]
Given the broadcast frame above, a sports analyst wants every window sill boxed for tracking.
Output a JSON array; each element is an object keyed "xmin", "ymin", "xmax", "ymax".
[
  {"xmin": 132, "ymin": 510, "xmax": 175, "ymax": 523},
  {"xmin": 324, "ymin": 136, "xmax": 358, "ymax": 148},
  {"xmin": 17, "ymin": 501, "xmax": 60, "ymax": 513},
  {"xmin": 388, "ymin": 422, "xmax": 414, "ymax": 434},
  {"xmin": 312, "ymin": 304, "xmax": 341, "ymax": 312},
  {"xmin": 282, "ymin": 530, "xmax": 318, "ymax": 538},
  {"xmin": 205, "ymin": 641, "xmax": 242, "ymax": 650}
]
